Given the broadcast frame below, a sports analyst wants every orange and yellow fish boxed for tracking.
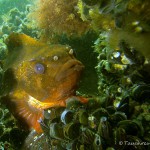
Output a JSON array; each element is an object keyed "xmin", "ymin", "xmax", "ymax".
[{"xmin": 3, "ymin": 33, "xmax": 86, "ymax": 132}]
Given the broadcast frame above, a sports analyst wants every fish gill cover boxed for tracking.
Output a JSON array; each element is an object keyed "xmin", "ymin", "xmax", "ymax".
[{"xmin": 0, "ymin": 0, "xmax": 150, "ymax": 150}]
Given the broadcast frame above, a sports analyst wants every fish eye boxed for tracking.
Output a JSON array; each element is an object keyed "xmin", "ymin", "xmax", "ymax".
[{"xmin": 34, "ymin": 63, "xmax": 45, "ymax": 74}]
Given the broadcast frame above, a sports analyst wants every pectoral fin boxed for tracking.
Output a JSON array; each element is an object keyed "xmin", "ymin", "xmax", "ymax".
[{"xmin": 2, "ymin": 92, "xmax": 43, "ymax": 133}]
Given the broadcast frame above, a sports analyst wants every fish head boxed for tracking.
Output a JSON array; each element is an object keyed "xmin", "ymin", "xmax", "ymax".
[
  {"xmin": 18, "ymin": 45, "xmax": 84, "ymax": 101},
  {"xmin": 5, "ymin": 33, "xmax": 84, "ymax": 101}
]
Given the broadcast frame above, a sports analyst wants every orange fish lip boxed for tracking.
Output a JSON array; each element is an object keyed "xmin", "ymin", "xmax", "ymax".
[{"xmin": 55, "ymin": 59, "xmax": 84, "ymax": 81}]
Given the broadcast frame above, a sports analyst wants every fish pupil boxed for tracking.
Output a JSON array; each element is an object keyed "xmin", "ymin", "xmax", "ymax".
[{"xmin": 34, "ymin": 63, "xmax": 45, "ymax": 74}]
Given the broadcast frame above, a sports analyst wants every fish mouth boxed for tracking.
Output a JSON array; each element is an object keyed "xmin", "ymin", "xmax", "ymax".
[{"xmin": 55, "ymin": 59, "xmax": 84, "ymax": 81}]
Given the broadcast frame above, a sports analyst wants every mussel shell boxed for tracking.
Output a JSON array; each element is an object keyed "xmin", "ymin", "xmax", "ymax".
[
  {"xmin": 78, "ymin": 109, "xmax": 88, "ymax": 125},
  {"xmin": 44, "ymin": 107, "xmax": 64, "ymax": 122},
  {"xmin": 131, "ymin": 84, "xmax": 150, "ymax": 102},
  {"xmin": 66, "ymin": 97, "xmax": 82, "ymax": 110},
  {"xmin": 86, "ymin": 99, "xmax": 100, "ymax": 112},
  {"xmin": 106, "ymin": 106, "xmax": 116, "ymax": 114},
  {"xmin": 93, "ymin": 134, "xmax": 103, "ymax": 150},
  {"xmin": 117, "ymin": 120, "xmax": 144, "ymax": 136},
  {"xmin": 79, "ymin": 145, "xmax": 94, "ymax": 150},
  {"xmin": 61, "ymin": 109, "xmax": 74, "ymax": 124},
  {"xmin": 109, "ymin": 111, "xmax": 127, "ymax": 125},
  {"xmin": 98, "ymin": 117, "xmax": 112, "ymax": 140},
  {"xmin": 52, "ymin": 144, "xmax": 66, "ymax": 150},
  {"xmin": 68, "ymin": 140, "xmax": 81, "ymax": 150},
  {"xmin": 80, "ymin": 128, "xmax": 95, "ymax": 144},
  {"xmin": 113, "ymin": 127, "xmax": 126, "ymax": 149},
  {"xmin": 92, "ymin": 108, "xmax": 109, "ymax": 121},
  {"xmin": 51, "ymin": 140, "xmax": 66, "ymax": 150},
  {"xmin": 63, "ymin": 122, "xmax": 80, "ymax": 140},
  {"xmin": 116, "ymin": 97, "xmax": 129, "ymax": 116},
  {"xmin": 107, "ymin": 51, "xmax": 122, "ymax": 64},
  {"xmin": 98, "ymin": 53, "xmax": 107, "ymax": 60},
  {"xmin": 49, "ymin": 123, "xmax": 64, "ymax": 140}
]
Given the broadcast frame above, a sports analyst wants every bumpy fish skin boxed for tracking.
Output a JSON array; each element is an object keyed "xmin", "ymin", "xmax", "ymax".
[{"xmin": 4, "ymin": 33, "xmax": 84, "ymax": 132}]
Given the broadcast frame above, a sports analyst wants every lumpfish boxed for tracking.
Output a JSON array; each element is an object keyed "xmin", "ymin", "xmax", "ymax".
[{"xmin": 3, "ymin": 33, "xmax": 85, "ymax": 132}]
